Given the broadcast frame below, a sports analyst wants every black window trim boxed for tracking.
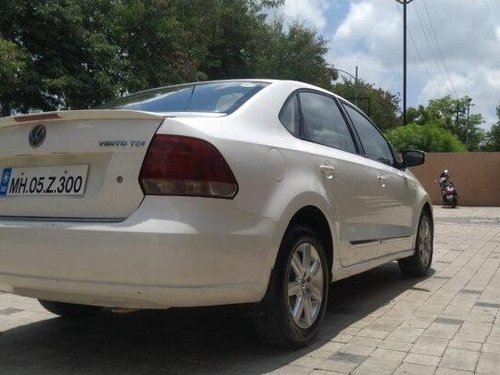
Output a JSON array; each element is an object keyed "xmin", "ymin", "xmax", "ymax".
[
  {"xmin": 278, "ymin": 92, "xmax": 301, "ymax": 137},
  {"xmin": 336, "ymin": 98, "xmax": 365, "ymax": 155},
  {"xmin": 278, "ymin": 89, "xmax": 362, "ymax": 155},
  {"xmin": 340, "ymin": 99, "xmax": 402, "ymax": 169}
]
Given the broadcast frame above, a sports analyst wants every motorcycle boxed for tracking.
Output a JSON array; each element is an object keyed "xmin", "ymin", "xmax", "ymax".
[{"xmin": 438, "ymin": 170, "xmax": 459, "ymax": 208}]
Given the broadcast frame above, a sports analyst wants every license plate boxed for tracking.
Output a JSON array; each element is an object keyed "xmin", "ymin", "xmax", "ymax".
[
  {"xmin": 0, "ymin": 165, "xmax": 88, "ymax": 197},
  {"xmin": 446, "ymin": 194, "xmax": 454, "ymax": 199}
]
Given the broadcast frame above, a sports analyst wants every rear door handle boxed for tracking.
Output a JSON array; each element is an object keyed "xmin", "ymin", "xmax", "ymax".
[
  {"xmin": 320, "ymin": 164, "xmax": 336, "ymax": 179},
  {"xmin": 377, "ymin": 175, "xmax": 387, "ymax": 187}
]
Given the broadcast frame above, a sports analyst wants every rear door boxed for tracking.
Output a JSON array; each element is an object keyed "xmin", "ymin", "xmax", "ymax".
[
  {"xmin": 341, "ymin": 103, "xmax": 414, "ymax": 255},
  {"xmin": 295, "ymin": 91, "xmax": 384, "ymax": 267},
  {"xmin": 0, "ymin": 110, "xmax": 164, "ymax": 220}
]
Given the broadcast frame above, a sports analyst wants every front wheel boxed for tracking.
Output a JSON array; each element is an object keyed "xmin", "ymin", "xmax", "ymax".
[
  {"xmin": 253, "ymin": 225, "xmax": 329, "ymax": 348},
  {"xmin": 399, "ymin": 211, "xmax": 433, "ymax": 277},
  {"xmin": 39, "ymin": 300, "xmax": 101, "ymax": 318}
]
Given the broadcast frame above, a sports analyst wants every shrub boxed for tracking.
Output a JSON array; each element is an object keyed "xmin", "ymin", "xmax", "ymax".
[{"xmin": 386, "ymin": 122, "xmax": 467, "ymax": 152}]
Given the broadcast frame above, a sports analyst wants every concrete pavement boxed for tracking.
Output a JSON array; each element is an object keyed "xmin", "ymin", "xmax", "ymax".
[{"xmin": 1, "ymin": 206, "xmax": 499, "ymax": 374}]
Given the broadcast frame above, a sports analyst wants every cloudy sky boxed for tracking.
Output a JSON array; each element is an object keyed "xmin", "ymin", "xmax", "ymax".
[{"xmin": 273, "ymin": 0, "xmax": 500, "ymax": 129}]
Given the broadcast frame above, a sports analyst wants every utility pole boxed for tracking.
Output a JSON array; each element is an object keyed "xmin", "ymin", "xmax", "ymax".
[
  {"xmin": 466, "ymin": 98, "xmax": 472, "ymax": 149},
  {"xmin": 396, "ymin": 0, "xmax": 413, "ymax": 125}
]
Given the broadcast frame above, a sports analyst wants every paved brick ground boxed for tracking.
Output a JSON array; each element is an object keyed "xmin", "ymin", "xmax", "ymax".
[{"xmin": 1, "ymin": 206, "xmax": 500, "ymax": 374}]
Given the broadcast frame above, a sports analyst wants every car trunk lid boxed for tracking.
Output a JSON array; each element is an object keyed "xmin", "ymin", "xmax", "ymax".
[{"xmin": 0, "ymin": 110, "xmax": 166, "ymax": 220}]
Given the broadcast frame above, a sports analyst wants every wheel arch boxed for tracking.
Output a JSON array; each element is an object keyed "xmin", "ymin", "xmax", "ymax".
[
  {"xmin": 281, "ymin": 205, "xmax": 334, "ymax": 281},
  {"xmin": 422, "ymin": 201, "xmax": 433, "ymax": 227},
  {"xmin": 412, "ymin": 200, "xmax": 434, "ymax": 251}
]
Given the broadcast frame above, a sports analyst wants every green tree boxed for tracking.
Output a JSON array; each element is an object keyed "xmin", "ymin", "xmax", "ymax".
[
  {"xmin": 331, "ymin": 78, "xmax": 400, "ymax": 131},
  {"xmin": 0, "ymin": 0, "xmax": 333, "ymax": 116},
  {"xmin": 250, "ymin": 20, "xmax": 332, "ymax": 88},
  {"xmin": 0, "ymin": 37, "xmax": 28, "ymax": 116},
  {"xmin": 484, "ymin": 105, "xmax": 500, "ymax": 151},
  {"xmin": 386, "ymin": 122, "xmax": 466, "ymax": 153},
  {"xmin": 406, "ymin": 95, "xmax": 485, "ymax": 151},
  {"xmin": 0, "ymin": 0, "xmax": 126, "ymax": 112}
]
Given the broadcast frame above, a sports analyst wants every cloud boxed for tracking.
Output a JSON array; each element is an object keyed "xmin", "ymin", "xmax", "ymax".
[
  {"xmin": 328, "ymin": 0, "xmax": 500, "ymax": 128},
  {"xmin": 271, "ymin": 0, "xmax": 335, "ymax": 31},
  {"xmin": 266, "ymin": 0, "xmax": 499, "ymax": 127}
]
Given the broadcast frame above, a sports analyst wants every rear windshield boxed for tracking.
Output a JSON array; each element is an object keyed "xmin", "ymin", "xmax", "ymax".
[{"xmin": 99, "ymin": 81, "xmax": 269, "ymax": 114}]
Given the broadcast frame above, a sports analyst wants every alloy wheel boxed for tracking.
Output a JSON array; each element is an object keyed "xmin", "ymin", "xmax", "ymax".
[{"xmin": 287, "ymin": 242, "xmax": 324, "ymax": 329}]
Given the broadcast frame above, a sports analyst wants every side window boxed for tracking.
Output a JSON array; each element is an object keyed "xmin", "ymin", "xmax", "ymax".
[
  {"xmin": 343, "ymin": 105, "xmax": 394, "ymax": 166},
  {"xmin": 279, "ymin": 94, "xmax": 300, "ymax": 136},
  {"xmin": 299, "ymin": 92, "xmax": 357, "ymax": 153}
]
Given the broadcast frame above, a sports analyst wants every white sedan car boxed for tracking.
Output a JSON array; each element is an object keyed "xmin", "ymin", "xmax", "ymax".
[{"xmin": 0, "ymin": 79, "xmax": 432, "ymax": 347}]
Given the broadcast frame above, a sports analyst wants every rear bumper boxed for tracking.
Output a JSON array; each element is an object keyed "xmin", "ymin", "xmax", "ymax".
[{"xmin": 0, "ymin": 197, "xmax": 280, "ymax": 308}]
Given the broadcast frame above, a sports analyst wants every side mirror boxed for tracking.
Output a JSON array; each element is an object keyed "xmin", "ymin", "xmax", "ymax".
[{"xmin": 402, "ymin": 150, "xmax": 425, "ymax": 168}]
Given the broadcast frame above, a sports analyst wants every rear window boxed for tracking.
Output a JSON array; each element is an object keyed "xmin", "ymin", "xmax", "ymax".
[{"xmin": 99, "ymin": 81, "xmax": 269, "ymax": 114}]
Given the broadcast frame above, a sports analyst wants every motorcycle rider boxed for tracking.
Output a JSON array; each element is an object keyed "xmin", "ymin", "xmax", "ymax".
[
  {"xmin": 438, "ymin": 169, "xmax": 458, "ymax": 207},
  {"xmin": 439, "ymin": 170, "xmax": 450, "ymax": 187}
]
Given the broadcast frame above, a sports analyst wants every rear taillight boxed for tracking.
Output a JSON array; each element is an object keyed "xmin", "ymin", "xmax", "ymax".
[{"xmin": 139, "ymin": 135, "xmax": 238, "ymax": 199}]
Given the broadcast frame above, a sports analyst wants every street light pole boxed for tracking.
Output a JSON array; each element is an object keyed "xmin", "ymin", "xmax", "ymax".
[
  {"xmin": 396, "ymin": 0, "xmax": 413, "ymax": 125},
  {"xmin": 329, "ymin": 66, "xmax": 359, "ymax": 106}
]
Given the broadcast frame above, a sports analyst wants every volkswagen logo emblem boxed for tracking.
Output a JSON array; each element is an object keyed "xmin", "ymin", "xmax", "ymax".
[{"xmin": 29, "ymin": 124, "xmax": 47, "ymax": 148}]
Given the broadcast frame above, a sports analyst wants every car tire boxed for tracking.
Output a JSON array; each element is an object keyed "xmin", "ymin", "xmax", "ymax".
[
  {"xmin": 38, "ymin": 300, "xmax": 101, "ymax": 317},
  {"xmin": 399, "ymin": 211, "xmax": 433, "ymax": 277},
  {"xmin": 253, "ymin": 225, "xmax": 329, "ymax": 348}
]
